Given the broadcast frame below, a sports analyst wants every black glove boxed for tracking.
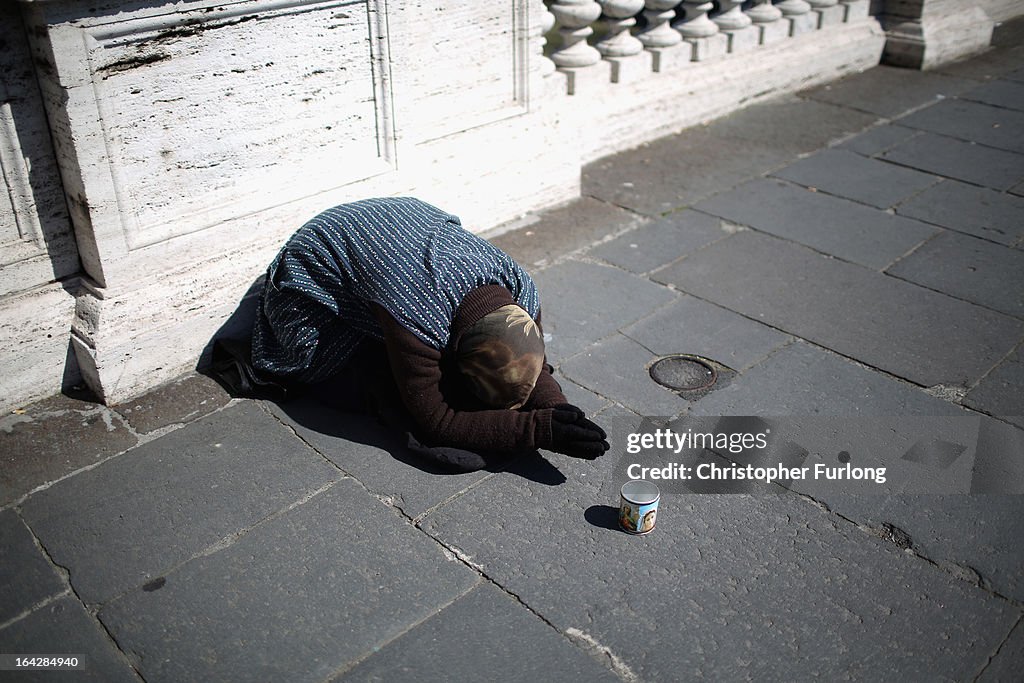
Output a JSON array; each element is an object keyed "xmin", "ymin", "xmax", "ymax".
[{"xmin": 549, "ymin": 405, "xmax": 610, "ymax": 459}]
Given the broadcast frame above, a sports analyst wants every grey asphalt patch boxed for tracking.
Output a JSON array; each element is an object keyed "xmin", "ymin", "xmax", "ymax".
[
  {"xmin": 693, "ymin": 178, "xmax": 937, "ymax": 269},
  {"xmin": 587, "ymin": 210, "xmax": 726, "ymax": 274},
  {"xmin": 1, "ymin": 395, "xmax": 138, "ymax": 508},
  {"xmin": 112, "ymin": 373, "xmax": 230, "ymax": 435},
  {"xmin": 0, "ymin": 596, "xmax": 139, "ymax": 683},
  {"xmin": 421, "ymin": 468, "xmax": 1018, "ymax": 681},
  {"xmin": 979, "ymin": 617, "xmax": 1024, "ymax": 682},
  {"xmin": 771, "ymin": 148, "xmax": 939, "ymax": 209},
  {"xmin": 801, "ymin": 65, "xmax": 979, "ymax": 118},
  {"xmin": 558, "ymin": 334, "xmax": 690, "ymax": 417},
  {"xmin": 265, "ymin": 398, "xmax": 491, "ymax": 519},
  {"xmin": 959, "ymin": 79, "xmax": 1024, "ymax": 112},
  {"xmin": 895, "ymin": 178, "xmax": 1024, "ymax": 246},
  {"xmin": 622, "ymin": 294, "xmax": 791, "ymax": 372},
  {"xmin": 533, "ymin": 260, "xmax": 676, "ymax": 360},
  {"xmin": 887, "ymin": 230, "xmax": 1024, "ymax": 318},
  {"xmin": 965, "ymin": 345, "xmax": 1024, "ymax": 428},
  {"xmin": 332, "ymin": 582, "xmax": 620, "ymax": 682},
  {"xmin": 654, "ymin": 231, "xmax": 1024, "ymax": 388},
  {"xmin": 897, "ymin": 98, "xmax": 1024, "ymax": 154},
  {"xmin": 20, "ymin": 402, "xmax": 341, "ymax": 604},
  {"xmin": 819, "ymin": 493, "xmax": 1024, "ymax": 603},
  {"xmin": 838, "ymin": 124, "xmax": 920, "ymax": 156},
  {"xmin": 880, "ymin": 132, "xmax": 1024, "ymax": 190},
  {"xmin": 98, "ymin": 479, "xmax": 478, "ymax": 683},
  {"xmin": 0, "ymin": 509, "xmax": 64, "ymax": 624},
  {"xmin": 686, "ymin": 342, "xmax": 964, "ymax": 417}
]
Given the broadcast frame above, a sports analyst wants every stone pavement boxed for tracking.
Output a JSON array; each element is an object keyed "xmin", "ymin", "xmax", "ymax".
[{"xmin": 3, "ymin": 23, "xmax": 1024, "ymax": 682}]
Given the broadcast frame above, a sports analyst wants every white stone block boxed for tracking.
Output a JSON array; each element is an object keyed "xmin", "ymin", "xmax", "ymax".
[
  {"xmin": 559, "ymin": 62, "xmax": 614, "ymax": 95},
  {"xmin": 686, "ymin": 33, "xmax": 730, "ymax": 61},
  {"xmin": 787, "ymin": 13, "xmax": 819, "ymax": 36},
  {"xmin": 608, "ymin": 55, "xmax": 651, "ymax": 84},
  {"xmin": 725, "ymin": 26, "xmax": 761, "ymax": 53},
  {"xmin": 649, "ymin": 45, "xmax": 694, "ymax": 73},
  {"xmin": 758, "ymin": 20, "xmax": 791, "ymax": 45},
  {"xmin": 842, "ymin": 0, "xmax": 871, "ymax": 22},
  {"xmin": 816, "ymin": 5, "xmax": 846, "ymax": 28}
]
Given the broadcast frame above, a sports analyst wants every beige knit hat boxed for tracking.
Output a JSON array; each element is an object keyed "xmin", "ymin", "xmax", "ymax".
[{"xmin": 456, "ymin": 304, "xmax": 545, "ymax": 409}]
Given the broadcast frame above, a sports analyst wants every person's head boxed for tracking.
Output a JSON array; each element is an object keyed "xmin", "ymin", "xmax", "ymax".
[{"xmin": 456, "ymin": 304, "xmax": 545, "ymax": 409}]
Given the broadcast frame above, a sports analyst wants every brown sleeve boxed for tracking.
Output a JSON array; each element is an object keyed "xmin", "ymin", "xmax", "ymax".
[{"xmin": 372, "ymin": 306, "xmax": 554, "ymax": 453}]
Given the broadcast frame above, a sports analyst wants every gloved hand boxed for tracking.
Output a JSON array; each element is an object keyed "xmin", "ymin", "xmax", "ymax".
[{"xmin": 549, "ymin": 405, "xmax": 610, "ymax": 459}]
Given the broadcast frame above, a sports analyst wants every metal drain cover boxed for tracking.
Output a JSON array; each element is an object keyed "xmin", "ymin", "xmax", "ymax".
[{"xmin": 649, "ymin": 355, "xmax": 718, "ymax": 391}]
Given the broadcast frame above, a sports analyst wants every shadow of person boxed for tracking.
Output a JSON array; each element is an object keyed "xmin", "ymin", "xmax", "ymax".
[
  {"xmin": 584, "ymin": 505, "xmax": 623, "ymax": 532},
  {"xmin": 272, "ymin": 393, "xmax": 566, "ymax": 485}
]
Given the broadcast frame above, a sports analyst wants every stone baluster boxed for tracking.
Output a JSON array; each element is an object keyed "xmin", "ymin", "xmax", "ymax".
[
  {"xmin": 775, "ymin": 0, "xmax": 816, "ymax": 36},
  {"xmin": 596, "ymin": 0, "xmax": 645, "ymax": 57},
  {"xmin": 807, "ymin": 0, "xmax": 844, "ymax": 28},
  {"xmin": 549, "ymin": 0, "xmax": 603, "ymax": 68},
  {"xmin": 712, "ymin": 1, "xmax": 757, "ymax": 53},
  {"xmin": 747, "ymin": 0, "xmax": 788, "ymax": 44},
  {"xmin": 637, "ymin": 0, "xmax": 682, "ymax": 49},
  {"xmin": 673, "ymin": 1, "xmax": 717, "ymax": 39},
  {"xmin": 672, "ymin": 1, "xmax": 727, "ymax": 61},
  {"xmin": 540, "ymin": 3, "xmax": 557, "ymax": 75},
  {"xmin": 637, "ymin": 0, "xmax": 685, "ymax": 73}
]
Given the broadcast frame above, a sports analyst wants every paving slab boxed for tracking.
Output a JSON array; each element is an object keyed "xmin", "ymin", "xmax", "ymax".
[
  {"xmin": 820, "ymin": 494, "xmax": 1024, "ymax": 603},
  {"xmin": 698, "ymin": 97, "xmax": 879, "ymax": 158},
  {"xmin": 581, "ymin": 128, "xmax": 791, "ymax": 217},
  {"xmin": 98, "ymin": 479, "xmax": 478, "ymax": 683},
  {"xmin": 801, "ymin": 64, "xmax": 980, "ymax": 118},
  {"xmin": 111, "ymin": 373, "xmax": 230, "ymax": 435},
  {"xmin": 622, "ymin": 294, "xmax": 791, "ymax": 372},
  {"xmin": 770, "ymin": 148, "xmax": 940, "ymax": 209},
  {"xmin": 837, "ymin": 124, "xmax": 919, "ymax": 156},
  {"xmin": 333, "ymin": 582, "xmax": 619, "ymax": 682},
  {"xmin": 896, "ymin": 99, "xmax": 1024, "ymax": 155},
  {"xmin": 887, "ymin": 231, "xmax": 1024, "ymax": 318},
  {"xmin": 265, "ymin": 398, "xmax": 491, "ymax": 519},
  {"xmin": 421, "ymin": 466, "xmax": 1018, "ymax": 681},
  {"xmin": 654, "ymin": 231, "xmax": 1024, "ymax": 388},
  {"xmin": 586, "ymin": 210, "xmax": 726, "ymax": 274},
  {"xmin": 490, "ymin": 197, "xmax": 646, "ymax": 269},
  {"xmin": 687, "ymin": 342, "xmax": 964, "ymax": 417},
  {"xmin": 556, "ymin": 375, "xmax": 611, "ymax": 417},
  {"xmin": 19, "ymin": 402, "xmax": 341, "ymax": 605},
  {"xmin": 965, "ymin": 345, "xmax": 1024, "ymax": 428},
  {"xmin": 980, "ymin": 616, "xmax": 1024, "ymax": 682},
  {"xmin": 0, "ymin": 509, "xmax": 64, "ymax": 625},
  {"xmin": 558, "ymin": 334, "xmax": 690, "ymax": 417},
  {"xmin": 959, "ymin": 79, "xmax": 1024, "ymax": 112},
  {"xmin": 880, "ymin": 132, "xmax": 1024, "ymax": 190},
  {"xmin": 0, "ymin": 394, "xmax": 137, "ymax": 508},
  {"xmin": 693, "ymin": 178, "xmax": 937, "ymax": 269},
  {"xmin": 895, "ymin": 178, "xmax": 1024, "ymax": 247},
  {"xmin": 0, "ymin": 596, "xmax": 139, "ymax": 683},
  {"xmin": 532, "ymin": 260, "xmax": 676, "ymax": 361}
]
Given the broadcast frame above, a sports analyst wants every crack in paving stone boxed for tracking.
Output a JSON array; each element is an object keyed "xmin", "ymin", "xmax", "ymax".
[{"xmin": 565, "ymin": 627, "xmax": 641, "ymax": 683}]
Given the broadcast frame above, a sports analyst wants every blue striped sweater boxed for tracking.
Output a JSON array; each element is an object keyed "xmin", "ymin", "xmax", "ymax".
[{"xmin": 252, "ymin": 197, "xmax": 540, "ymax": 383}]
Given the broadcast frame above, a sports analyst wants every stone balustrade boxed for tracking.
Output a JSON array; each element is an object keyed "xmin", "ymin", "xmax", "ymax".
[{"xmin": 546, "ymin": 0, "xmax": 874, "ymax": 87}]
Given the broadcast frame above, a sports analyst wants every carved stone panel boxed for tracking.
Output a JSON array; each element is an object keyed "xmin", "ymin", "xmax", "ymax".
[
  {"xmin": 41, "ymin": 0, "xmax": 396, "ymax": 251},
  {"xmin": 0, "ymin": 2, "xmax": 78, "ymax": 297},
  {"xmin": 391, "ymin": 2, "xmax": 530, "ymax": 143}
]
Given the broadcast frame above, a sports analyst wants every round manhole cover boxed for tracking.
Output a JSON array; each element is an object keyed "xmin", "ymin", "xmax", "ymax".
[{"xmin": 649, "ymin": 355, "xmax": 718, "ymax": 391}]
